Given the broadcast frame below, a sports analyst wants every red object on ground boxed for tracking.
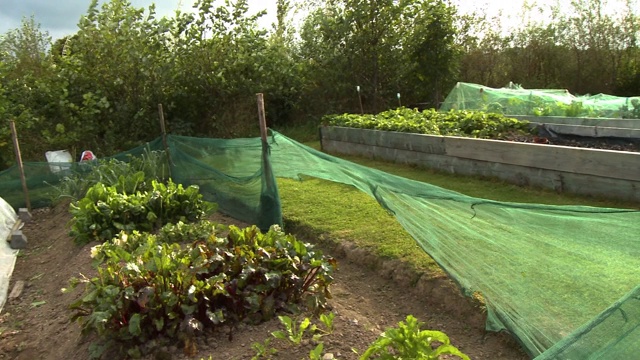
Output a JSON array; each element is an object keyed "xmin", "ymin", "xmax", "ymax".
[{"xmin": 80, "ymin": 150, "xmax": 96, "ymax": 162}]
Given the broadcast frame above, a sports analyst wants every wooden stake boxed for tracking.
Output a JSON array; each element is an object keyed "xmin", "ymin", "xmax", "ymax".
[
  {"xmin": 256, "ymin": 93, "xmax": 275, "ymax": 190},
  {"xmin": 256, "ymin": 93, "xmax": 268, "ymax": 143},
  {"xmin": 9, "ymin": 121, "xmax": 31, "ymax": 211},
  {"xmin": 357, "ymin": 85, "xmax": 364, "ymax": 114},
  {"xmin": 157, "ymin": 104, "xmax": 173, "ymax": 179}
]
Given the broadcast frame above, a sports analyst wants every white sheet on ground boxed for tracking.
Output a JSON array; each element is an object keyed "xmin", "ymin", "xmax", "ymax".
[{"xmin": 0, "ymin": 197, "xmax": 18, "ymax": 314}]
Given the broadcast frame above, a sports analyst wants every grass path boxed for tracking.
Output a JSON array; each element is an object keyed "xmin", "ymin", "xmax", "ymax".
[{"xmin": 277, "ymin": 139, "xmax": 638, "ymax": 279}]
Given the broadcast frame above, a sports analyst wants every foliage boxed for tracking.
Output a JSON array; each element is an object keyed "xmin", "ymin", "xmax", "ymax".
[
  {"xmin": 318, "ymin": 312, "xmax": 335, "ymax": 334},
  {"xmin": 49, "ymin": 149, "xmax": 168, "ymax": 203},
  {"xmin": 457, "ymin": 0, "xmax": 640, "ymax": 97},
  {"xmin": 360, "ymin": 315, "xmax": 470, "ymax": 360},
  {"xmin": 324, "ymin": 108, "xmax": 532, "ymax": 139},
  {"xmin": 267, "ymin": 312, "xmax": 335, "ymax": 359},
  {"xmin": 3, "ymin": 0, "xmax": 640, "ymax": 165},
  {"xmin": 619, "ymin": 98, "xmax": 640, "ymax": 119},
  {"xmin": 251, "ymin": 338, "xmax": 278, "ymax": 359},
  {"xmin": 0, "ymin": 0, "xmax": 299, "ymax": 165},
  {"xmin": 272, "ymin": 315, "xmax": 313, "ymax": 345},
  {"xmin": 0, "ymin": 16, "xmax": 61, "ymax": 166},
  {"xmin": 298, "ymin": 0, "xmax": 461, "ymax": 114},
  {"xmin": 403, "ymin": 1, "xmax": 461, "ymax": 106},
  {"xmin": 69, "ymin": 179, "xmax": 215, "ymax": 245},
  {"xmin": 70, "ymin": 223, "xmax": 336, "ymax": 358},
  {"xmin": 309, "ymin": 343, "xmax": 324, "ymax": 360},
  {"xmin": 481, "ymin": 96, "xmax": 599, "ymax": 118}
]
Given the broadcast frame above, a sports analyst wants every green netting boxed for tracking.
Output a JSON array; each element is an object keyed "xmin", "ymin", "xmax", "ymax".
[
  {"xmin": 267, "ymin": 130, "xmax": 640, "ymax": 358},
  {"xmin": 1, "ymin": 130, "xmax": 639, "ymax": 358},
  {"xmin": 535, "ymin": 284, "xmax": 640, "ymax": 359},
  {"xmin": 0, "ymin": 135, "xmax": 281, "ymax": 231},
  {"xmin": 440, "ymin": 82, "xmax": 640, "ymax": 119},
  {"xmin": 166, "ymin": 135, "xmax": 281, "ymax": 231},
  {"xmin": 0, "ymin": 138, "xmax": 165, "ymax": 210}
]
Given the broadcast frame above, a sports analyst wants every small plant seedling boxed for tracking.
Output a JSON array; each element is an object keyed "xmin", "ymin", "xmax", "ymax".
[
  {"xmin": 251, "ymin": 338, "xmax": 277, "ymax": 359},
  {"xmin": 309, "ymin": 343, "xmax": 324, "ymax": 360},
  {"xmin": 319, "ymin": 312, "xmax": 335, "ymax": 333},
  {"xmin": 360, "ymin": 315, "xmax": 470, "ymax": 360},
  {"xmin": 272, "ymin": 316, "xmax": 312, "ymax": 345}
]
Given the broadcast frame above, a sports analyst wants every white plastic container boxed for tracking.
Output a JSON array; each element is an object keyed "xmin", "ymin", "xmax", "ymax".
[{"xmin": 45, "ymin": 150, "xmax": 73, "ymax": 173}]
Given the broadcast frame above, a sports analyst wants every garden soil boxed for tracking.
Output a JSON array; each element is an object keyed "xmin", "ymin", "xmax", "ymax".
[{"xmin": 0, "ymin": 204, "xmax": 527, "ymax": 360}]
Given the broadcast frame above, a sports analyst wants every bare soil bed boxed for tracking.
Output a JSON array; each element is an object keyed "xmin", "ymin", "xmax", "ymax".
[
  {"xmin": 508, "ymin": 132, "xmax": 640, "ymax": 152},
  {"xmin": 0, "ymin": 204, "xmax": 527, "ymax": 360}
]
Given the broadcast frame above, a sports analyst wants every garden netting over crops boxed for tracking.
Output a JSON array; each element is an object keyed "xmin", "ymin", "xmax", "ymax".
[
  {"xmin": 440, "ymin": 81, "xmax": 640, "ymax": 119},
  {"xmin": 1, "ymin": 130, "xmax": 639, "ymax": 359}
]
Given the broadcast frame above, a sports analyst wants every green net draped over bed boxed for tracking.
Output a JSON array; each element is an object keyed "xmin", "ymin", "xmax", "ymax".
[
  {"xmin": 1, "ymin": 130, "xmax": 639, "ymax": 359},
  {"xmin": 440, "ymin": 81, "xmax": 640, "ymax": 119}
]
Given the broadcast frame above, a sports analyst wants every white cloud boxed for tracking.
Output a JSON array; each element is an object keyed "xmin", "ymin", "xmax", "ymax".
[{"xmin": 0, "ymin": 0, "xmax": 278, "ymax": 41}]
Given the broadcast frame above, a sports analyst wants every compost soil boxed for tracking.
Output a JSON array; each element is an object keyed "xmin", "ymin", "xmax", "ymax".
[
  {"xmin": 508, "ymin": 132, "xmax": 640, "ymax": 152},
  {"xmin": 0, "ymin": 204, "xmax": 527, "ymax": 360}
]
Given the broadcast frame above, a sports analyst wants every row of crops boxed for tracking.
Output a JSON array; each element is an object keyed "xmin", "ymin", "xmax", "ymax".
[
  {"xmin": 48, "ymin": 154, "xmax": 469, "ymax": 359},
  {"xmin": 323, "ymin": 108, "xmax": 533, "ymax": 140}
]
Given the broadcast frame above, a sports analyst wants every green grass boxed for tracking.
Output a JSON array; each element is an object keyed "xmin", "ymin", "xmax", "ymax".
[
  {"xmin": 279, "ymin": 177, "xmax": 441, "ymax": 275},
  {"xmin": 277, "ymin": 136, "xmax": 638, "ymax": 280},
  {"xmin": 305, "ymin": 140, "xmax": 637, "ymax": 209}
]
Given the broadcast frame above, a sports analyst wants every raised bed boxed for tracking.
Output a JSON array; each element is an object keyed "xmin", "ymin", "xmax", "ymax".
[
  {"xmin": 513, "ymin": 115, "xmax": 640, "ymax": 139},
  {"xmin": 512, "ymin": 115, "xmax": 640, "ymax": 129},
  {"xmin": 320, "ymin": 126, "xmax": 640, "ymax": 202}
]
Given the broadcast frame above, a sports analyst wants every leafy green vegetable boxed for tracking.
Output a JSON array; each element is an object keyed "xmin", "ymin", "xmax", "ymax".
[
  {"xmin": 323, "ymin": 108, "xmax": 532, "ymax": 140},
  {"xmin": 70, "ymin": 223, "xmax": 336, "ymax": 357},
  {"xmin": 360, "ymin": 315, "xmax": 470, "ymax": 360},
  {"xmin": 69, "ymin": 179, "xmax": 215, "ymax": 245}
]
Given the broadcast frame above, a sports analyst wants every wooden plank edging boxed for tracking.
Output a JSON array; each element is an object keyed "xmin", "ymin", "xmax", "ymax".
[{"xmin": 320, "ymin": 127, "xmax": 640, "ymax": 201}]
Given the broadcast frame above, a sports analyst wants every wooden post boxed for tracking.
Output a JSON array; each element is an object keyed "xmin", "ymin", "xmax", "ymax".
[
  {"xmin": 357, "ymin": 85, "xmax": 364, "ymax": 114},
  {"xmin": 256, "ymin": 93, "xmax": 268, "ymax": 142},
  {"xmin": 9, "ymin": 121, "xmax": 31, "ymax": 211},
  {"xmin": 157, "ymin": 104, "xmax": 173, "ymax": 179},
  {"xmin": 256, "ymin": 93, "xmax": 274, "ymax": 188}
]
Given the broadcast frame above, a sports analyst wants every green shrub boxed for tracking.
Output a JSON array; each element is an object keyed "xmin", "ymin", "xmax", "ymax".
[{"xmin": 69, "ymin": 223, "xmax": 336, "ymax": 358}]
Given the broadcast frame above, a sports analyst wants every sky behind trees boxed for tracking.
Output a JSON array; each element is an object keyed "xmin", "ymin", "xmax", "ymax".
[
  {"xmin": 0, "ymin": 0, "xmax": 278, "ymax": 39},
  {"xmin": 0, "ymin": 0, "xmax": 634, "ymax": 41}
]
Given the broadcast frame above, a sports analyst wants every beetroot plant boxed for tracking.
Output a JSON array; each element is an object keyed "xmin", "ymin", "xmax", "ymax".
[{"xmin": 68, "ymin": 223, "xmax": 336, "ymax": 358}]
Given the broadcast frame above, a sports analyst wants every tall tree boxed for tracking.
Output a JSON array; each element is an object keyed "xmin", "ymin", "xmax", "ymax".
[
  {"xmin": 0, "ymin": 16, "xmax": 61, "ymax": 163},
  {"xmin": 404, "ymin": 0, "xmax": 461, "ymax": 106},
  {"xmin": 299, "ymin": 0, "xmax": 462, "ymax": 113}
]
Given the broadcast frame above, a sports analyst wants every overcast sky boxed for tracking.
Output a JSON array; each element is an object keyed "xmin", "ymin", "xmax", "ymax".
[
  {"xmin": 0, "ymin": 0, "xmax": 631, "ymax": 41},
  {"xmin": 0, "ymin": 0, "xmax": 278, "ymax": 40}
]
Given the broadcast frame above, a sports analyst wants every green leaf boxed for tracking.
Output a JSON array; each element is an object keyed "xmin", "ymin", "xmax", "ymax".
[
  {"xmin": 30, "ymin": 300, "xmax": 47, "ymax": 308},
  {"xmin": 206, "ymin": 309, "xmax": 225, "ymax": 325},
  {"xmin": 128, "ymin": 313, "xmax": 142, "ymax": 336},
  {"xmin": 82, "ymin": 289, "xmax": 98, "ymax": 303},
  {"xmin": 309, "ymin": 343, "xmax": 323, "ymax": 360},
  {"xmin": 147, "ymin": 211, "xmax": 157, "ymax": 222},
  {"xmin": 153, "ymin": 317, "xmax": 164, "ymax": 331},
  {"xmin": 299, "ymin": 317, "xmax": 311, "ymax": 333},
  {"xmin": 433, "ymin": 344, "xmax": 471, "ymax": 360}
]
